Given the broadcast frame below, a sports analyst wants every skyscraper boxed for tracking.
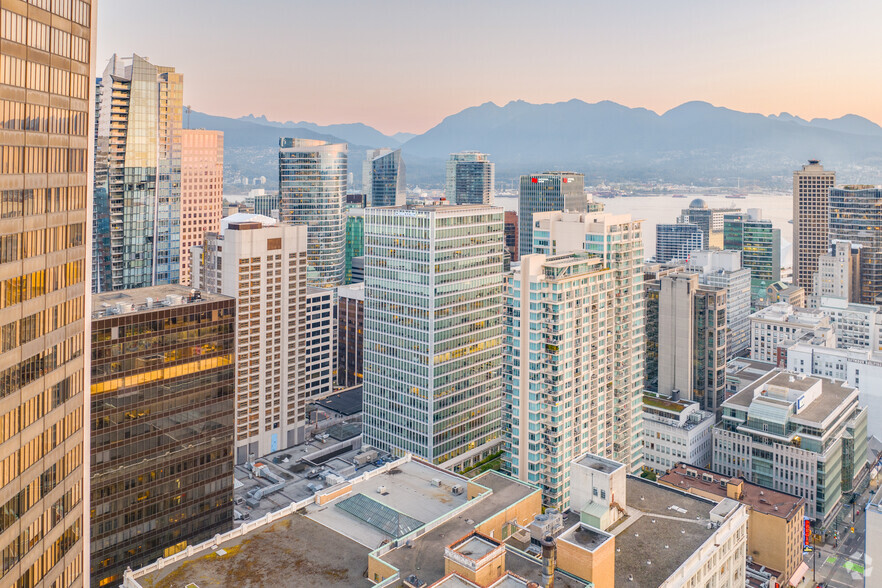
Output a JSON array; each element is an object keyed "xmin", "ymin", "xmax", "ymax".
[
  {"xmin": 337, "ymin": 283, "xmax": 364, "ymax": 388},
  {"xmin": 446, "ymin": 151, "xmax": 494, "ymax": 205},
  {"xmin": 362, "ymin": 205, "xmax": 504, "ymax": 470},
  {"xmin": 685, "ymin": 250, "xmax": 751, "ymax": 358},
  {"xmin": 93, "ymin": 54, "xmax": 184, "ymax": 291},
  {"xmin": 723, "ymin": 209, "xmax": 781, "ymax": 296},
  {"xmin": 829, "ymin": 186, "xmax": 882, "ymax": 305},
  {"xmin": 529, "ymin": 211, "xmax": 646, "ymax": 470},
  {"xmin": 678, "ymin": 199, "xmax": 738, "ymax": 250},
  {"xmin": 518, "ymin": 172, "xmax": 585, "ymax": 258},
  {"xmin": 503, "ymin": 253, "xmax": 615, "ymax": 509},
  {"xmin": 793, "ymin": 160, "xmax": 836, "ymax": 293},
  {"xmin": 344, "ymin": 207, "xmax": 365, "ymax": 284},
  {"xmin": 655, "ymin": 223, "xmax": 703, "ymax": 263},
  {"xmin": 278, "ymin": 138, "xmax": 347, "ymax": 287},
  {"xmin": 192, "ymin": 214, "xmax": 316, "ymax": 461},
  {"xmin": 0, "ymin": 2, "xmax": 93, "ymax": 585},
  {"xmin": 90, "ymin": 286, "xmax": 235, "ymax": 587},
  {"xmin": 503, "ymin": 210, "xmax": 518, "ymax": 262},
  {"xmin": 362, "ymin": 148, "xmax": 405, "ymax": 207},
  {"xmin": 179, "ymin": 129, "xmax": 223, "ymax": 285}
]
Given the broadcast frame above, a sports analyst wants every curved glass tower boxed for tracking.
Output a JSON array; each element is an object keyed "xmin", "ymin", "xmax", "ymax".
[{"xmin": 279, "ymin": 138, "xmax": 347, "ymax": 287}]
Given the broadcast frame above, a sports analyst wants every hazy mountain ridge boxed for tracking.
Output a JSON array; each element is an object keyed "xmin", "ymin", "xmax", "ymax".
[{"xmin": 200, "ymin": 101, "xmax": 882, "ymax": 188}]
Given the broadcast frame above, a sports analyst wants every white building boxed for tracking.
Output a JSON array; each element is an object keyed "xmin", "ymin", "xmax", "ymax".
[
  {"xmin": 192, "ymin": 213, "xmax": 334, "ymax": 462},
  {"xmin": 362, "ymin": 205, "xmax": 505, "ymax": 470},
  {"xmin": 530, "ymin": 211, "xmax": 646, "ymax": 470},
  {"xmin": 749, "ymin": 302, "xmax": 833, "ymax": 363},
  {"xmin": 686, "ymin": 250, "xmax": 752, "ymax": 357},
  {"xmin": 713, "ymin": 370, "xmax": 868, "ymax": 522},
  {"xmin": 811, "ymin": 240, "xmax": 860, "ymax": 305},
  {"xmin": 785, "ymin": 342, "xmax": 882, "ymax": 439},
  {"xmin": 642, "ymin": 395, "xmax": 714, "ymax": 475},
  {"xmin": 503, "ymin": 252, "xmax": 616, "ymax": 509},
  {"xmin": 815, "ymin": 296, "xmax": 880, "ymax": 351}
]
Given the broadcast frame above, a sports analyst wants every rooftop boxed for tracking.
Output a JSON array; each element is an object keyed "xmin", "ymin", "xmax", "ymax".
[
  {"xmin": 557, "ymin": 523, "xmax": 613, "ymax": 552},
  {"xmin": 220, "ymin": 212, "xmax": 277, "ymax": 233},
  {"xmin": 613, "ymin": 477, "xmax": 722, "ymax": 587},
  {"xmin": 575, "ymin": 454, "xmax": 624, "ymax": 474},
  {"xmin": 722, "ymin": 369, "xmax": 858, "ymax": 426},
  {"xmin": 134, "ymin": 512, "xmax": 370, "ymax": 588},
  {"xmin": 92, "ymin": 285, "xmax": 230, "ymax": 318},
  {"xmin": 314, "ymin": 385, "xmax": 363, "ymax": 416},
  {"xmin": 659, "ymin": 463, "xmax": 805, "ymax": 520}
]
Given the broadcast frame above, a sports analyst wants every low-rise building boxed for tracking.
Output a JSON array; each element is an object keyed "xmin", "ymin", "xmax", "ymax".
[
  {"xmin": 815, "ymin": 296, "xmax": 880, "ymax": 350},
  {"xmin": 642, "ymin": 395, "xmax": 714, "ymax": 474},
  {"xmin": 756, "ymin": 281, "xmax": 806, "ymax": 309},
  {"xmin": 659, "ymin": 463, "xmax": 806, "ymax": 586},
  {"xmin": 713, "ymin": 370, "xmax": 868, "ymax": 523},
  {"xmin": 725, "ymin": 357, "xmax": 778, "ymax": 399},
  {"xmin": 749, "ymin": 302, "xmax": 833, "ymax": 363}
]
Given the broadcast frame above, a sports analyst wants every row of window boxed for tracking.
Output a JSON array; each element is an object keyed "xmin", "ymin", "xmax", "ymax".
[
  {"xmin": 0, "ymin": 9, "xmax": 89, "ymax": 62},
  {"xmin": 0, "ymin": 100, "xmax": 89, "ymax": 135},
  {"xmin": 0, "ymin": 223, "xmax": 85, "ymax": 264},
  {"xmin": 0, "ymin": 187, "xmax": 87, "ymax": 219},
  {"xmin": 25, "ymin": 0, "xmax": 91, "ymax": 27},
  {"xmin": 0, "ymin": 145, "xmax": 88, "ymax": 175},
  {"xmin": 0, "ymin": 297, "xmax": 83, "ymax": 354},
  {"xmin": 0, "ymin": 260, "xmax": 85, "ymax": 310},
  {"xmin": 0, "ymin": 54, "xmax": 89, "ymax": 98}
]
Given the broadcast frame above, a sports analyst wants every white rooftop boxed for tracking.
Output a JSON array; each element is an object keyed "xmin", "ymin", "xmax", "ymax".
[{"xmin": 220, "ymin": 212, "xmax": 277, "ymax": 234}]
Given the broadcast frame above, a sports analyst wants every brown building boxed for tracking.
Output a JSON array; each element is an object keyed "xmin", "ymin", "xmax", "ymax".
[
  {"xmin": 504, "ymin": 210, "xmax": 519, "ymax": 262},
  {"xmin": 90, "ymin": 285, "xmax": 235, "ymax": 587},
  {"xmin": 337, "ymin": 282, "xmax": 364, "ymax": 387},
  {"xmin": 0, "ymin": 1, "xmax": 94, "ymax": 586},
  {"xmin": 793, "ymin": 160, "xmax": 836, "ymax": 294},
  {"xmin": 659, "ymin": 463, "xmax": 806, "ymax": 586},
  {"xmin": 180, "ymin": 129, "xmax": 224, "ymax": 285}
]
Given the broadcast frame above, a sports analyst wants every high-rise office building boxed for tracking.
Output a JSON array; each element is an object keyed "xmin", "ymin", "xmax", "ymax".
[
  {"xmin": 518, "ymin": 172, "xmax": 584, "ymax": 258},
  {"xmin": 685, "ymin": 250, "xmax": 751, "ymax": 358},
  {"xmin": 344, "ymin": 208, "xmax": 365, "ymax": 284},
  {"xmin": 362, "ymin": 148, "xmax": 405, "ymax": 207},
  {"xmin": 503, "ymin": 253, "xmax": 615, "ymax": 509},
  {"xmin": 503, "ymin": 210, "xmax": 518, "ymax": 262},
  {"xmin": 649, "ymin": 273, "xmax": 728, "ymax": 414},
  {"xmin": 445, "ymin": 151, "xmax": 494, "ymax": 205},
  {"xmin": 811, "ymin": 240, "xmax": 861, "ymax": 304},
  {"xmin": 793, "ymin": 160, "xmax": 836, "ymax": 293},
  {"xmin": 655, "ymin": 223, "xmax": 704, "ymax": 263},
  {"xmin": 678, "ymin": 199, "xmax": 738, "ymax": 250},
  {"xmin": 179, "ymin": 129, "xmax": 223, "ymax": 285},
  {"xmin": 90, "ymin": 286, "xmax": 235, "ymax": 587},
  {"xmin": 529, "ymin": 211, "xmax": 646, "ymax": 470},
  {"xmin": 278, "ymin": 138, "xmax": 347, "ymax": 287},
  {"xmin": 829, "ymin": 186, "xmax": 882, "ymax": 304},
  {"xmin": 723, "ymin": 209, "xmax": 781, "ymax": 296},
  {"xmin": 192, "ymin": 214, "xmax": 323, "ymax": 461},
  {"xmin": 93, "ymin": 54, "xmax": 184, "ymax": 291},
  {"xmin": 337, "ymin": 283, "xmax": 364, "ymax": 388},
  {"xmin": 362, "ymin": 205, "xmax": 505, "ymax": 470},
  {"xmin": 0, "ymin": 3, "xmax": 93, "ymax": 585},
  {"xmin": 243, "ymin": 189, "xmax": 280, "ymax": 218}
]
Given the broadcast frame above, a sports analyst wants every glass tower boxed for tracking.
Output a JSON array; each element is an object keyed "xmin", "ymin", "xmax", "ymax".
[
  {"xmin": 0, "ymin": 1, "xmax": 94, "ymax": 585},
  {"xmin": 93, "ymin": 54, "xmax": 183, "ymax": 291},
  {"xmin": 655, "ymin": 223, "xmax": 703, "ymax": 262},
  {"xmin": 829, "ymin": 186, "xmax": 882, "ymax": 305},
  {"xmin": 723, "ymin": 210, "xmax": 781, "ymax": 297},
  {"xmin": 446, "ymin": 152, "xmax": 495, "ymax": 205},
  {"xmin": 344, "ymin": 208, "xmax": 365, "ymax": 284},
  {"xmin": 362, "ymin": 205, "xmax": 504, "ymax": 469},
  {"xmin": 362, "ymin": 148, "xmax": 405, "ymax": 207},
  {"xmin": 278, "ymin": 138, "xmax": 347, "ymax": 287},
  {"xmin": 518, "ymin": 172, "xmax": 585, "ymax": 258}
]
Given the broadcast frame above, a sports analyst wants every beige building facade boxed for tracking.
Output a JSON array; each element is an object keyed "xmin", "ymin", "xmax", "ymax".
[
  {"xmin": 179, "ymin": 129, "xmax": 223, "ymax": 285},
  {"xmin": 793, "ymin": 160, "xmax": 836, "ymax": 294}
]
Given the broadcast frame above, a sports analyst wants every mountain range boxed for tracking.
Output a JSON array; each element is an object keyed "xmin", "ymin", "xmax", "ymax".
[{"xmin": 196, "ymin": 100, "xmax": 882, "ymax": 189}]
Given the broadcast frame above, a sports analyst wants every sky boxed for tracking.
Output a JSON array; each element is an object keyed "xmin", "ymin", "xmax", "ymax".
[{"xmin": 97, "ymin": 0, "xmax": 882, "ymax": 136}]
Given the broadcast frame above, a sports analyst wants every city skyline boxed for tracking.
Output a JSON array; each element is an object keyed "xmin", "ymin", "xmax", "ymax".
[{"xmin": 98, "ymin": 0, "xmax": 882, "ymax": 134}]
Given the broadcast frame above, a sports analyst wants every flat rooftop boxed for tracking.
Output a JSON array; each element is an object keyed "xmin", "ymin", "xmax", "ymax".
[
  {"xmin": 452, "ymin": 535, "xmax": 499, "ymax": 559},
  {"xmin": 134, "ymin": 513, "xmax": 370, "ymax": 588},
  {"xmin": 92, "ymin": 285, "xmax": 230, "ymax": 317},
  {"xmin": 306, "ymin": 459, "xmax": 469, "ymax": 549},
  {"xmin": 314, "ymin": 386, "xmax": 363, "ymax": 416},
  {"xmin": 557, "ymin": 523, "xmax": 613, "ymax": 552},
  {"xmin": 613, "ymin": 477, "xmax": 720, "ymax": 587},
  {"xmin": 659, "ymin": 463, "xmax": 804, "ymax": 520},
  {"xmin": 723, "ymin": 369, "xmax": 857, "ymax": 425},
  {"xmin": 379, "ymin": 471, "xmax": 538, "ymax": 585},
  {"xmin": 575, "ymin": 454, "xmax": 624, "ymax": 474}
]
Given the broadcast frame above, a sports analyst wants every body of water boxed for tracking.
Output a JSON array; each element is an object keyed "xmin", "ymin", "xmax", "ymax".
[{"xmin": 494, "ymin": 193, "xmax": 794, "ymax": 262}]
